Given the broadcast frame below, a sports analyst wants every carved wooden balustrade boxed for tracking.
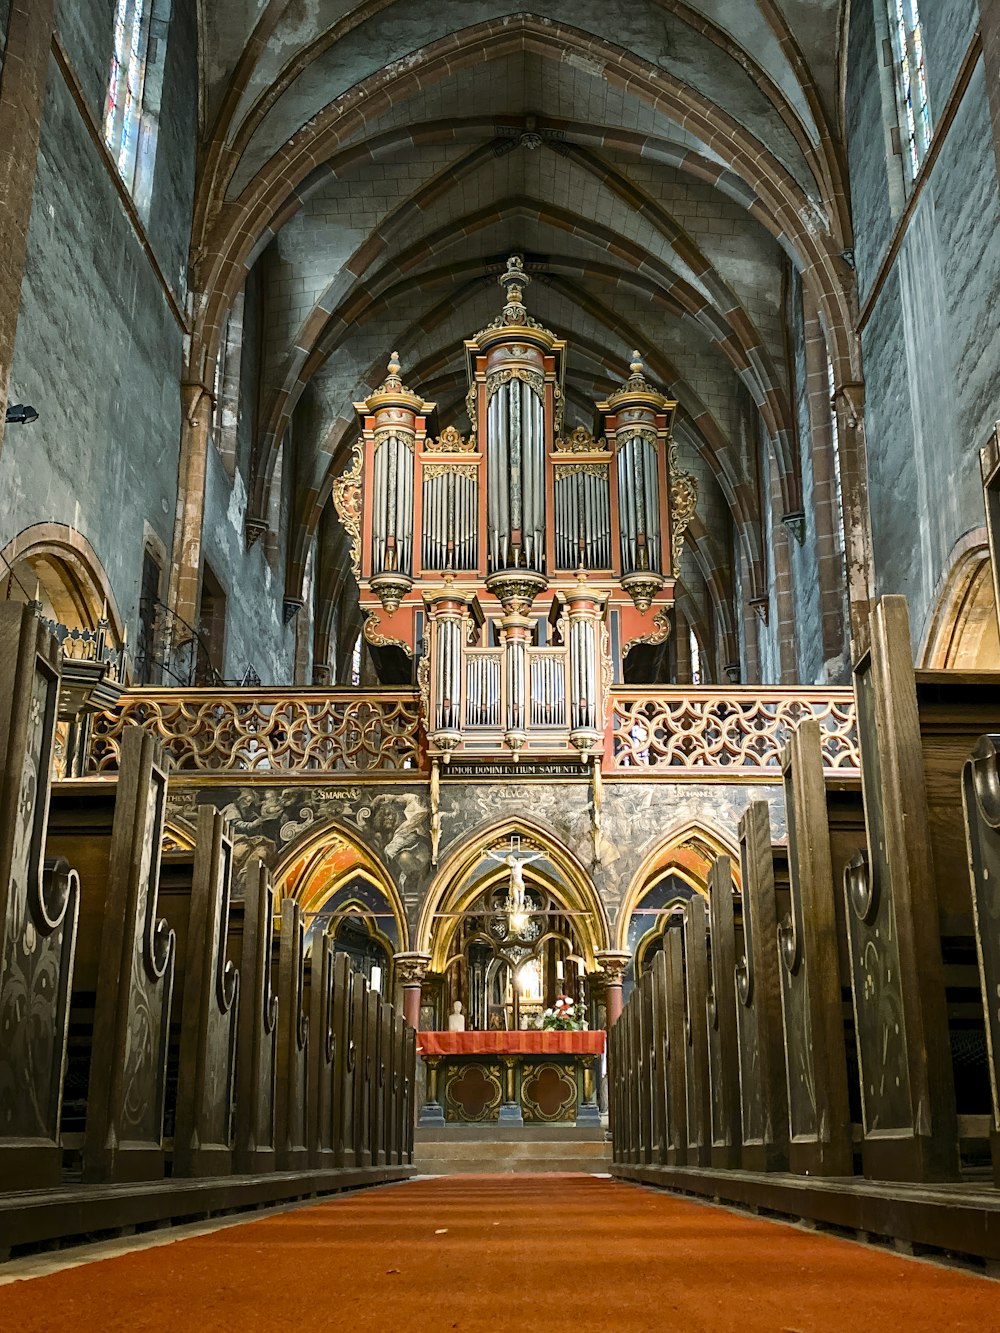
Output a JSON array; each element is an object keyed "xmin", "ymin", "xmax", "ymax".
[
  {"xmin": 86, "ymin": 689, "xmax": 425, "ymax": 774},
  {"xmin": 608, "ymin": 687, "xmax": 859, "ymax": 775},
  {"xmin": 82, "ymin": 685, "xmax": 861, "ymax": 778}
]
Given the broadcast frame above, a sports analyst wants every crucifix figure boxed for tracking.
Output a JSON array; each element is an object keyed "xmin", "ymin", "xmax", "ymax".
[{"xmin": 483, "ymin": 837, "xmax": 545, "ymax": 918}]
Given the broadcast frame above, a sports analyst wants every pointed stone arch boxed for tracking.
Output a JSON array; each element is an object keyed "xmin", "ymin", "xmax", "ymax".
[
  {"xmin": 614, "ymin": 818, "xmax": 741, "ymax": 953},
  {"xmin": 269, "ymin": 816, "xmax": 409, "ymax": 950},
  {"xmin": 417, "ymin": 816, "xmax": 611, "ymax": 969},
  {"xmin": 920, "ymin": 529, "xmax": 1000, "ymax": 670}
]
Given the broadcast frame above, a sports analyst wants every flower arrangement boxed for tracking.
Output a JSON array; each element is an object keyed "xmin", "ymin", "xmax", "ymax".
[{"xmin": 540, "ymin": 995, "xmax": 586, "ymax": 1031}]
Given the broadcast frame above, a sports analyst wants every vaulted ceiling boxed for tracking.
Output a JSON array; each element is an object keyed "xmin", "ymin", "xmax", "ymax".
[{"xmin": 190, "ymin": 2, "xmax": 855, "ymax": 678}]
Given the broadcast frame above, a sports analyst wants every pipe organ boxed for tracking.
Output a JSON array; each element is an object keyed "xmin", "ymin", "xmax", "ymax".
[{"xmin": 334, "ymin": 256, "xmax": 694, "ymax": 761}]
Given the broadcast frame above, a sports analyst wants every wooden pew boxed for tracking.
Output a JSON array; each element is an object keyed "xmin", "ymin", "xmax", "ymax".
[
  {"xmin": 624, "ymin": 982, "xmax": 641, "ymax": 1165},
  {"xmin": 46, "ymin": 727, "xmax": 175, "ymax": 1184},
  {"xmin": 402, "ymin": 1020, "xmax": 416, "ymax": 1165},
  {"xmin": 962, "ymin": 734, "xmax": 1000, "ymax": 1186},
  {"xmin": 682, "ymin": 896, "xmax": 712, "ymax": 1167},
  {"xmin": 350, "ymin": 971, "xmax": 371, "ymax": 1168},
  {"xmin": 232, "ymin": 860, "xmax": 278, "ymax": 1174},
  {"xmin": 368, "ymin": 987, "xmax": 385, "ymax": 1169},
  {"xmin": 778, "ymin": 720, "xmax": 854, "ymax": 1176},
  {"xmin": 706, "ymin": 856, "xmax": 741, "ymax": 1168},
  {"xmin": 649, "ymin": 947, "xmax": 669, "ymax": 1165},
  {"xmin": 662, "ymin": 931, "xmax": 687, "ymax": 1166},
  {"xmin": 735, "ymin": 802, "xmax": 789, "ymax": 1171},
  {"xmin": 380, "ymin": 994, "xmax": 396, "ymax": 1168},
  {"xmin": 636, "ymin": 967, "xmax": 654, "ymax": 1166},
  {"xmin": 0, "ymin": 603, "xmax": 80, "ymax": 1190},
  {"xmin": 307, "ymin": 933, "xmax": 338, "ymax": 1170},
  {"xmin": 275, "ymin": 899, "xmax": 309, "ymax": 1170},
  {"xmin": 608, "ymin": 1013, "xmax": 623, "ymax": 1166},
  {"xmin": 850, "ymin": 595, "xmax": 1000, "ymax": 1179},
  {"xmin": 333, "ymin": 952, "xmax": 353, "ymax": 1166},
  {"xmin": 390, "ymin": 1010, "xmax": 404, "ymax": 1167},
  {"xmin": 163, "ymin": 806, "xmax": 240, "ymax": 1178}
]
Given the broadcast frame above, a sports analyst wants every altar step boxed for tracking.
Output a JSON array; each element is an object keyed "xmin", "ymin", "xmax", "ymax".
[{"xmin": 414, "ymin": 1125, "xmax": 612, "ymax": 1175}]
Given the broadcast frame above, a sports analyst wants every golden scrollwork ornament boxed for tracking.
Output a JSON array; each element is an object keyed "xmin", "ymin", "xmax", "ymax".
[{"xmin": 332, "ymin": 439, "xmax": 364, "ymax": 580}]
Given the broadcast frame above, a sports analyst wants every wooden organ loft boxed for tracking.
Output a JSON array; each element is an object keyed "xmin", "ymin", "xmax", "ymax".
[{"xmin": 334, "ymin": 256, "xmax": 696, "ymax": 762}]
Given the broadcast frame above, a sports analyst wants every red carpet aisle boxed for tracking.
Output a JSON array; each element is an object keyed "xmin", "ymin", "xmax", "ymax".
[{"xmin": 0, "ymin": 1175, "xmax": 996, "ymax": 1332}]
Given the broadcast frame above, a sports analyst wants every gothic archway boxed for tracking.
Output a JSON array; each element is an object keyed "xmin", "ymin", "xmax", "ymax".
[
  {"xmin": 921, "ymin": 533, "xmax": 1000, "ymax": 670},
  {"xmin": 615, "ymin": 819, "xmax": 740, "ymax": 1001},
  {"xmin": 271, "ymin": 818, "xmax": 409, "ymax": 956},
  {"xmin": 418, "ymin": 816, "xmax": 611, "ymax": 969}
]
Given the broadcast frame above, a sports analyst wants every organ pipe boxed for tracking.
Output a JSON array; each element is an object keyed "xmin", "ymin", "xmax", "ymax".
[{"xmin": 346, "ymin": 265, "xmax": 682, "ymax": 765}]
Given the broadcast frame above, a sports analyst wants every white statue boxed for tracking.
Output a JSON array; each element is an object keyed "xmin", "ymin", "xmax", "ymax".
[{"xmin": 447, "ymin": 1000, "xmax": 466, "ymax": 1032}]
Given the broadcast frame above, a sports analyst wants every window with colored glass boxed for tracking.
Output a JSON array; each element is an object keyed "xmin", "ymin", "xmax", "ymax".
[
  {"xmin": 888, "ymin": 0, "xmax": 932, "ymax": 180},
  {"xmin": 103, "ymin": 0, "xmax": 151, "ymax": 194}
]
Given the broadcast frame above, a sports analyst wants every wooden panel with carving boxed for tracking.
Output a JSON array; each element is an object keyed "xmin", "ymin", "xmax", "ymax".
[
  {"xmin": 683, "ymin": 896, "xmax": 711, "ymax": 1166},
  {"xmin": 81, "ymin": 727, "xmax": 176, "ymax": 1183},
  {"xmin": 444, "ymin": 1060, "xmax": 503, "ymax": 1122},
  {"xmin": 0, "ymin": 605, "xmax": 80, "ymax": 1191},
  {"xmin": 778, "ymin": 721, "xmax": 853, "ymax": 1176},
  {"xmin": 276, "ymin": 900, "xmax": 309, "ymax": 1170},
  {"xmin": 706, "ymin": 857, "xmax": 741, "ymax": 1168},
  {"xmin": 735, "ymin": 802, "xmax": 788, "ymax": 1172},
  {"xmin": 172, "ymin": 805, "xmax": 240, "ymax": 1177},
  {"xmin": 962, "ymin": 734, "xmax": 1000, "ymax": 1186},
  {"xmin": 232, "ymin": 860, "xmax": 278, "ymax": 1173},
  {"xmin": 521, "ymin": 1061, "xmax": 577, "ymax": 1123}
]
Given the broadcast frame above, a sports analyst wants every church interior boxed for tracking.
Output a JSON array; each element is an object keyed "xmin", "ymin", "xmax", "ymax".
[{"xmin": 2, "ymin": 0, "xmax": 1000, "ymax": 1327}]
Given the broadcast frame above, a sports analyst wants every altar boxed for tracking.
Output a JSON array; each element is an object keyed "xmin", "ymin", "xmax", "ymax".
[{"xmin": 416, "ymin": 1030, "xmax": 606, "ymax": 1128}]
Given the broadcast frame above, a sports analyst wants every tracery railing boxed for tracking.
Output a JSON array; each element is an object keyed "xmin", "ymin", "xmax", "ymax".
[
  {"xmin": 608, "ymin": 688, "xmax": 859, "ymax": 775},
  {"xmin": 84, "ymin": 686, "xmax": 859, "ymax": 779},
  {"xmin": 86, "ymin": 689, "xmax": 425, "ymax": 774}
]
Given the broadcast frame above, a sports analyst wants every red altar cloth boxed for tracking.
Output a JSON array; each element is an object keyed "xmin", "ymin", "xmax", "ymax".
[{"xmin": 416, "ymin": 1030, "xmax": 605, "ymax": 1057}]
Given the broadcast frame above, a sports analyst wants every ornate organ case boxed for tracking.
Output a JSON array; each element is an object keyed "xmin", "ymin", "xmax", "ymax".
[{"xmin": 334, "ymin": 257, "xmax": 691, "ymax": 762}]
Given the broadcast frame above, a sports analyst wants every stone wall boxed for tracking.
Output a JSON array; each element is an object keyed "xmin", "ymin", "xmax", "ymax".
[
  {"xmin": 845, "ymin": 1, "xmax": 1000, "ymax": 644},
  {"xmin": 1, "ymin": 3, "xmax": 197, "ymax": 638},
  {"xmin": 167, "ymin": 774, "xmax": 786, "ymax": 948}
]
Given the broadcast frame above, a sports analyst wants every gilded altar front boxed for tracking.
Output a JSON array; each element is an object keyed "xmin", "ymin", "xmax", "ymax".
[{"xmin": 417, "ymin": 1031, "xmax": 604, "ymax": 1128}]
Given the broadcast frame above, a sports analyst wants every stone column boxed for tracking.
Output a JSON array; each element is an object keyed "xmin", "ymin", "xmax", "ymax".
[
  {"xmin": 166, "ymin": 381, "xmax": 213, "ymax": 629},
  {"xmin": 0, "ymin": 0, "xmax": 55, "ymax": 457},
  {"xmin": 832, "ymin": 380, "xmax": 875, "ymax": 645},
  {"xmin": 595, "ymin": 951, "xmax": 631, "ymax": 1028},
  {"xmin": 395, "ymin": 952, "xmax": 431, "ymax": 1030}
]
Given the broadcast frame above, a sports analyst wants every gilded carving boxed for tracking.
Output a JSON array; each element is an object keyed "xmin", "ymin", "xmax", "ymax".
[
  {"xmin": 465, "ymin": 384, "xmax": 479, "ymax": 436},
  {"xmin": 426, "ymin": 425, "xmax": 475, "ymax": 454},
  {"xmin": 373, "ymin": 427, "xmax": 415, "ymax": 452},
  {"xmin": 623, "ymin": 608, "xmax": 672, "ymax": 653},
  {"xmin": 363, "ymin": 610, "xmax": 411, "ymax": 656},
  {"xmin": 668, "ymin": 441, "xmax": 698, "ymax": 577},
  {"xmin": 423, "ymin": 462, "xmax": 478, "ymax": 480},
  {"xmin": 332, "ymin": 440, "xmax": 364, "ymax": 581},
  {"xmin": 554, "ymin": 425, "xmax": 609, "ymax": 454},
  {"xmin": 485, "ymin": 367, "xmax": 545, "ymax": 402},
  {"xmin": 553, "ymin": 462, "xmax": 609, "ymax": 480}
]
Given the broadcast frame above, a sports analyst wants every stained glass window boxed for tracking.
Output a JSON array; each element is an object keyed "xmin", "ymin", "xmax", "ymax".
[
  {"xmin": 889, "ymin": 0, "xmax": 932, "ymax": 180},
  {"xmin": 689, "ymin": 627, "xmax": 702, "ymax": 686},
  {"xmin": 103, "ymin": 0, "xmax": 150, "ymax": 193}
]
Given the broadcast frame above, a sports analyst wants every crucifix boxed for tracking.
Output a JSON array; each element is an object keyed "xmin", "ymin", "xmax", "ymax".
[{"xmin": 483, "ymin": 836, "xmax": 545, "ymax": 922}]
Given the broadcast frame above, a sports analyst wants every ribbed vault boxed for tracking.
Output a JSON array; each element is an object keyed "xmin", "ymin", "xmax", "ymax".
[{"xmin": 183, "ymin": 2, "xmax": 862, "ymax": 686}]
